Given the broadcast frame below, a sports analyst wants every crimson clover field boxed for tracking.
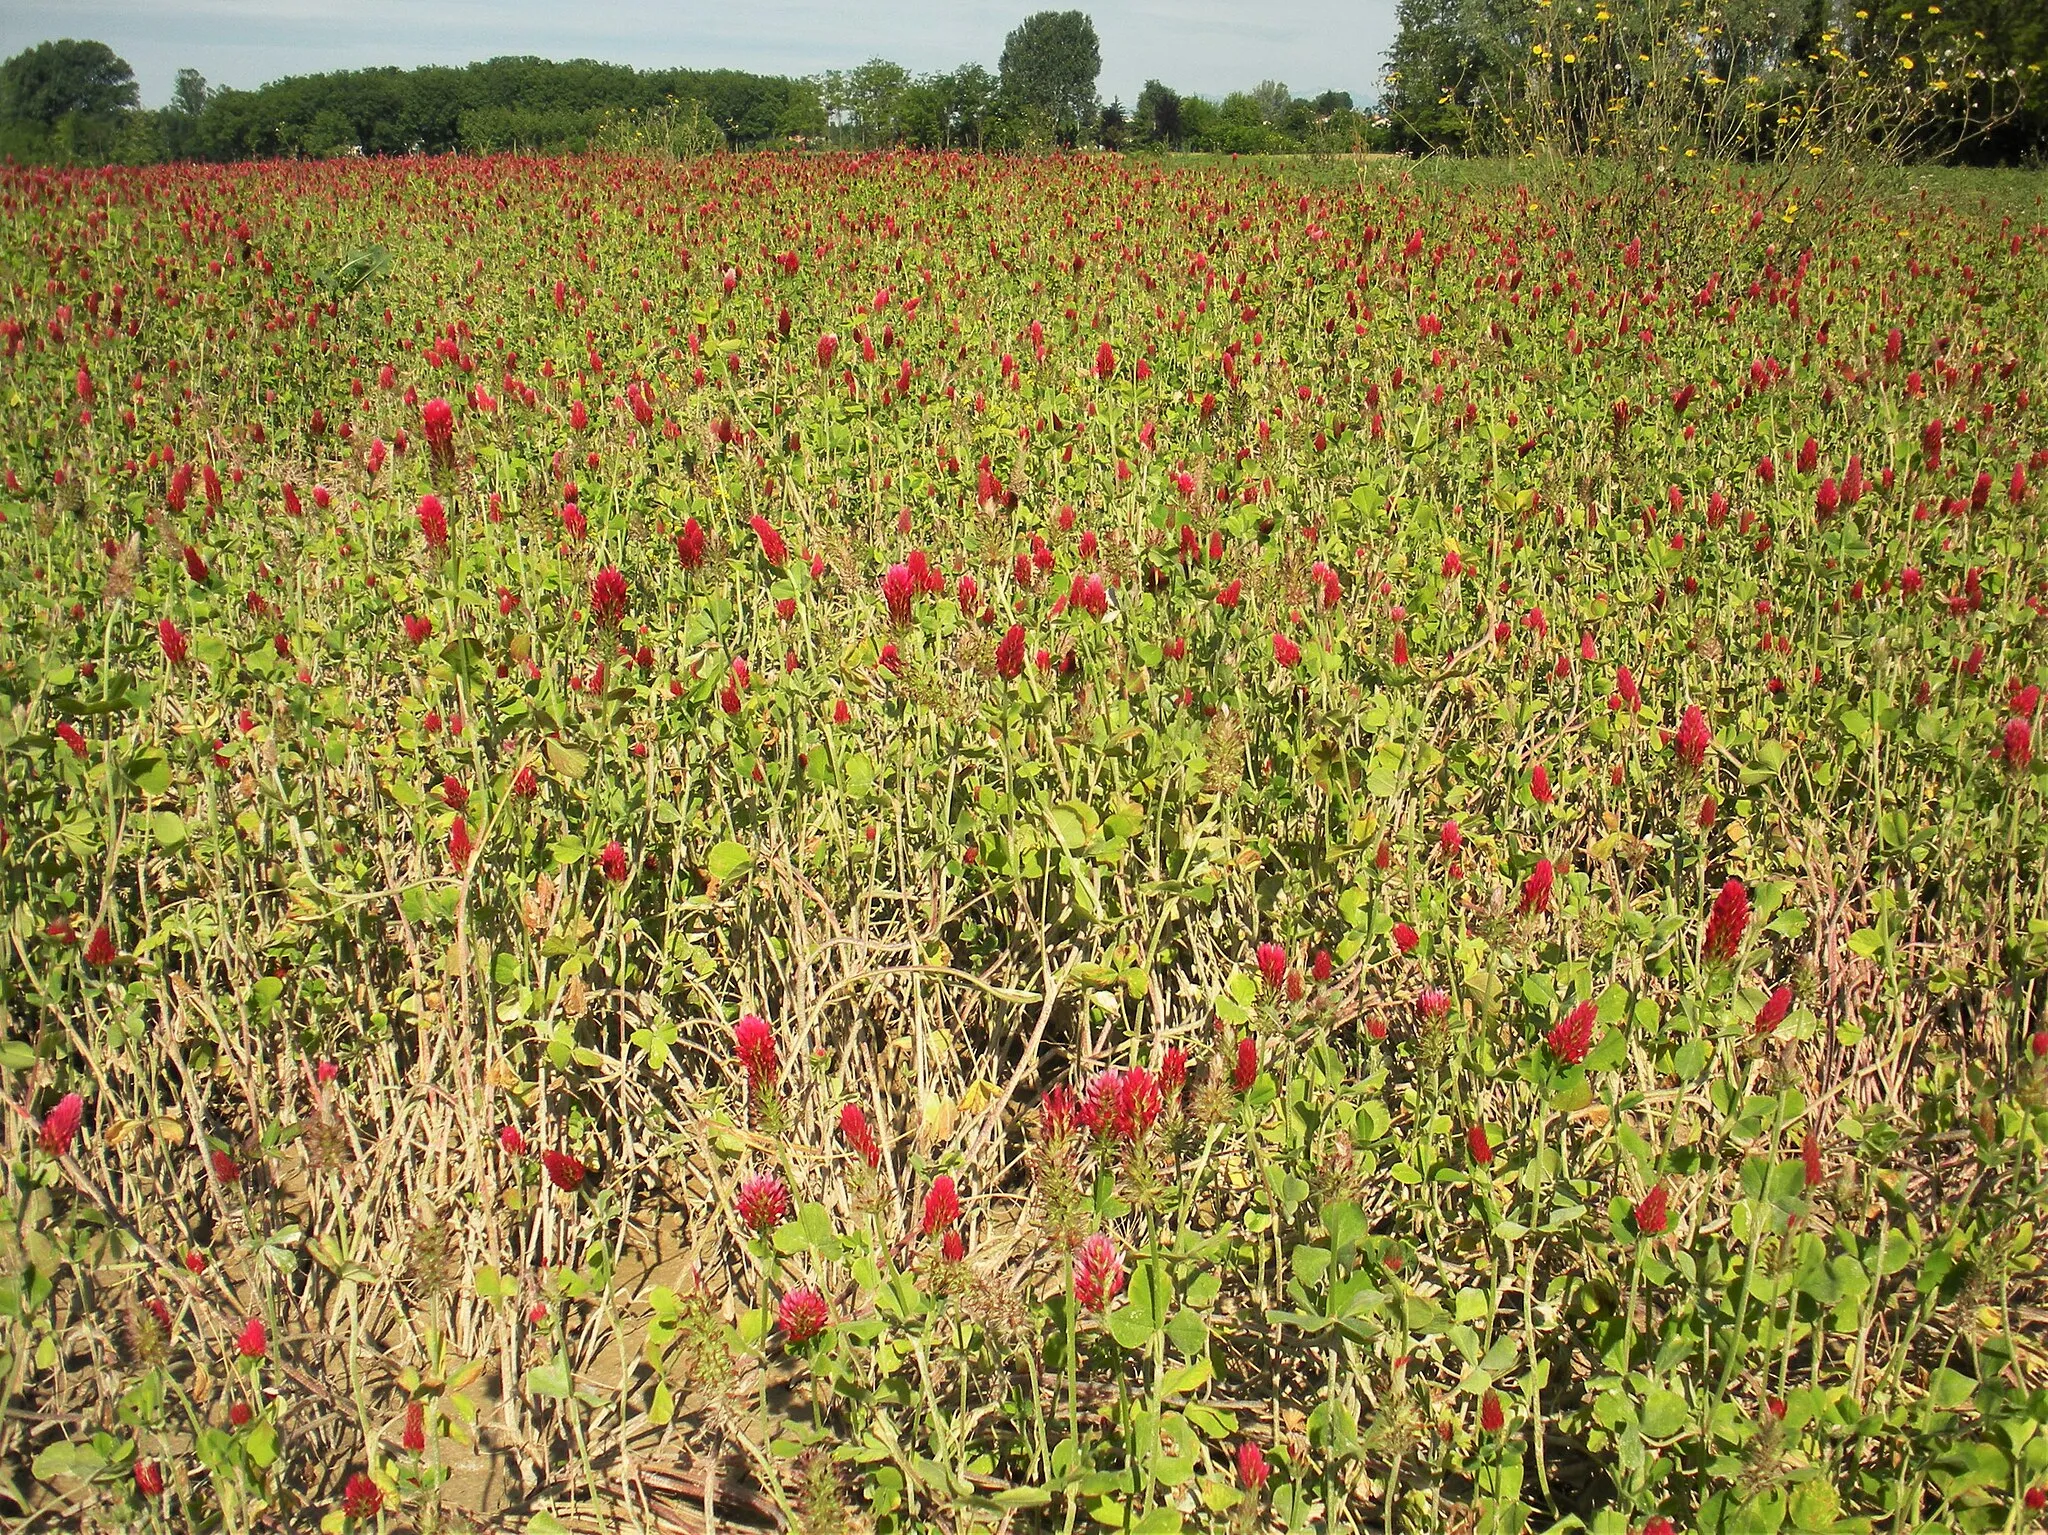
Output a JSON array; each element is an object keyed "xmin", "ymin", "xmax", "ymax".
[{"xmin": 2, "ymin": 151, "xmax": 2047, "ymax": 1535}]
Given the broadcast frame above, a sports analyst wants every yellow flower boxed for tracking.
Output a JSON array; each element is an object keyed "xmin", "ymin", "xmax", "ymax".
[
  {"xmin": 1897, "ymin": 55, "xmax": 1914, "ymax": 67},
  {"xmin": 1563, "ymin": 52, "xmax": 1577, "ymax": 62}
]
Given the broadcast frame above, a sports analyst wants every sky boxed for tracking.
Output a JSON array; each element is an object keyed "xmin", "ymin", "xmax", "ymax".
[{"xmin": 1, "ymin": 0, "xmax": 1398, "ymax": 113}]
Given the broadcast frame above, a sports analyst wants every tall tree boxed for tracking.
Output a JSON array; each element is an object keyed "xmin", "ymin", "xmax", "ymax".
[
  {"xmin": 171, "ymin": 68, "xmax": 208, "ymax": 118},
  {"xmin": 0, "ymin": 39, "xmax": 138, "ymax": 127},
  {"xmin": 1098, "ymin": 98, "xmax": 1125, "ymax": 148},
  {"xmin": 998, "ymin": 11, "xmax": 1101, "ymax": 142},
  {"xmin": 1134, "ymin": 79, "xmax": 1181, "ymax": 145},
  {"xmin": 844, "ymin": 58, "xmax": 911, "ymax": 144},
  {"xmin": 1249, "ymin": 80, "xmax": 1293, "ymax": 124}
]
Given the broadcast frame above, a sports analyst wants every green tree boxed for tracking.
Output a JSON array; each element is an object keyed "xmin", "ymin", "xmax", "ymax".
[
  {"xmin": 0, "ymin": 39, "xmax": 138, "ymax": 127},
  {"xmin": 1134, "ymin": 79, "xmax": 1181, "ymax": 145},
  {"xmin": 1177, "ymin": 93, "xmax": 1218, "ymax": 146},
  {"xmin": 300, "ymin": 107, "xmax": 359, "ymax": 157},
  {"xmin": 897, "ymin": 82, "xmax": 948, "ymax": 147},
  {"xmin": 1380, "ymin": 0, "xmax": 1497, "ymax": 151},
  {"xmin": 998, "ymin": 10, "xmax": 1101, "ymax": 143},
  {"xmin": 171, "ymin": 68, "xmax": 208, "ymax": 118},
  {"xmin": 1098, "ymin": 97, "xmax": 1126, "ymax": 148},
  {"xmin": 942, "ymin": 64, "xmax": 1000, "ymax": 147},
  {"xmin": 1250, "ymin": 79, "xmax": 1293, "ymax": 123},
  {"xmin": 842, "ymin": 57, "xmax": 910, "ymax": 145}
]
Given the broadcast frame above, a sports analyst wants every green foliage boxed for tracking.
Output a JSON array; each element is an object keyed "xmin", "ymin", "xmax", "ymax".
[
  {"xmin": 1135, "ymin": 79, "xmax": 1183, "ymax": 145},
  {"xmin": 1380, "ymin": 0, "xmax": 2048, "ymax": 161},
  {"xmin": 190, "ymin": 55, "xmax": 822, "ymax": 161},
  {"xmin": 0, "ymin": 38, "xmax": 138, "ymax": 127},
  {"xmin": 998, "ymin": 9, "xmax": 1104, "ymax": 142}
]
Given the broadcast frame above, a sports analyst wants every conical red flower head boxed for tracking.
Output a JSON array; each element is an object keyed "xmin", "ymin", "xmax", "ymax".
[
  {"xmin": 236, "ymin": 1317, "xmax": 268, "ymax": 1358},
  {"xmin": 1159, "ymin": 1045, "xmax": 1188, "ymax": 1097},
  {"xmin": 750, "ymin": 515, "xmax": 787, "ymax": 567},
  {"xmin": 1633, "ymin": 1183, "xmax": 1669, "ymax": 1235},
  {"xmin": 736, "ymin": 1172, "xmax": 790, "ymax": 1233},
  {"xmin": 816, "ymin": 333, "xmax": 838, "ymax": 369},
  {"xmin": 542, "ymin": 1150, "xmax": 587, "ymax": 1191},
  {"xmin": 1233, "ymin": 1037, "xmax": 1258, "ymax": 1092},
  {"xmin": 1256, "ymin": 942, "xmax": 1288, "ymax": 991},
  {"xmin": 1675, "ymin": 704, "xmax": 1711, "ymax": 772},
  {"xmin": 38, "ymin": 1092, "xmax": 84, "ymax": 1156},
  {"xmin": 1753, "ymin": 984, "xmax": 1793, "ymax": 1035},
  {"xmin": 995, "ymin": 624, "xmax": 1026, "ymax": 681},
  {"xmin": 1069, "ymin": 572, "xmax": 1108, "ymax": 618},
  {"xmin": 922, "ymin": 1173, "xmax": 961, "ymax": 1235},
  {"xmin": 421, "ymin": 397, "xmax": 456, "ymax": 465},
  {"xmin": 342, "ymin": 1474, "xmax": 382, "ymax": 1518},
  {"xmin": 1703, "ymin": 878, "xmax": 1749, "ymax": 962},
  {"xmin": 1467, "ymin": 1123, "xmax": 1493, "ymax": 1164},
  {"xmin": 1545, "ymin": 1001, "xmax": 1595, "ymax": 1066},
  {"xmin": 839, "ymin": 1103, "xmax": 882, "ymax": 1168},
  {"xmin": 881, "ymin": 562, "xmax": 915, "ymax": 625},
  {"xmin": 1073, "ymin": 1232, "xmax": 1124, "ymax": 1311},
  {"xmin": 589, "ymin": 566, "xmax": 628, "ymax": 626},
  {"xmin": 676, "ymin": 516, "xmax": 707, "ymax": 568},
  {"xmin": 1480, "ymin": 1390, "xmax": 1506, "ymax": 1432},
  {"xmin": 417, "ymin": 493, "xmax": 448, "ymax": 551},
  {"xmin": 2004, "ymin": 716, "xmax": 2033, "ymax": 773},
  {"xmin": 777, "ymin": 1286, "xmax": 829, "ymax": 1343},
  {"xmin": 597, "ymin": 840, "xmax": 629, "ymax": 882},
  {"xmin": 1236, "ymin": 1441, "xmax": 1270, "ymax": 1490},
  {"xmin": 158, "ymin": 618, "xmax": 189, "ymax": 664},
  {"xmin": 1519, "ymin": 859, "xmax": 1555, "ymax": 915},
  {"xmin": 735, "ymin": 1013, "xmax": 777, "ymax": 1095}
]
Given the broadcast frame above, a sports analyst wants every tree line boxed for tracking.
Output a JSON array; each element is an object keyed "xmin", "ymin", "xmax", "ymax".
[
  {"xmin": 0, "ymin": 15, "xmax": 1371, "ymax": 166},
  {"xmin": 0, "ymin": 45, "xmax": 827, "ymax": 162}
]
